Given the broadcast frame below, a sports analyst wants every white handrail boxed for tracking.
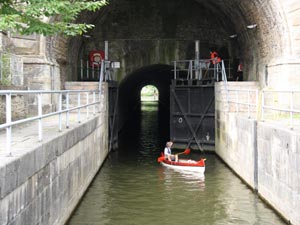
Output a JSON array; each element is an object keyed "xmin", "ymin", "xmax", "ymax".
[
  {"xmin": 227, "ymin": 89, "xmax": 258, "ymax": 119},
  {"xmin": 261, "ymin": 90, "xmax": 300, "ymax": 128},
  {"xmin": 0, "ymin": 89, "xmax": 102, "ymax": 156},
  {"xmin": 227, "ymin": 88, "xmax": 300, "ymax": 127}
]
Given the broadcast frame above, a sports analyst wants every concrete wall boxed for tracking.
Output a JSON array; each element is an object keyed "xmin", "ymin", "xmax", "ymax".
[
  {"xmin": 215, "ymin": 82, "xmax": 300, "ymax": 225},
  {"xmin": 0, "ymin": 91, "xmax": 109, "ymax": 225},
  {"xmin": 257, "ymin": 123, "xmax": 300, "ymax": 225},
  {"xmin": 216, "ymin": 112, "xmax": 258, "ymax": 188}
]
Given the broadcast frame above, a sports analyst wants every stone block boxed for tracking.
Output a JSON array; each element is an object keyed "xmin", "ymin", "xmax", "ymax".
[
  {"xmin": 42, "ymin": 140, "xmax": 58, "ymax": 166},
  {"xmin": 17, "ymin": 151, "xmax": 36, "ymax": 187},
  {"xmin": 289, "ymin": 1, "xmax": 300, "ymax": 12},
  {"xmin": 0, "ymin": 196, "xmax": 8, "ymax": 225},
  {"xmin": 3, "ymin": 159, "xmax": 20, "ymax": 198},
  {"xmin": 287, "ymin": 153, "xmax": 297, "ymax": 188},
  {"xmin": 11, "ymin": 76, "xmax": 23, "ymax": 87},
  {"xmin": 34, "ymin": 146, "xmax": 45, "ymax": 172},
  {"xmin": 63, "ymin": 130, "xmax": 77, "ymax": 152},
  {"xmin": 49, "ymin": 160, "xmax": 58, "ymax": 182},
  {"xmin": 41, "ymin": 187, "xmax": 51, "ymax": 221},
  {"xmin": 50, "ymin": 177, "xmax": 59, "ymax": 203},
  {"xmin": 36, "ymin": 166, "xmax": 50, "ymax": 196},
  {"xmin": 24, "ymin": 176, "xmax": 36, "ymax": 209},
  {"xmin": 296, "ymin": 134, "xmax": 300, "ymax": 155},
  {"xmin": 7, "ymin": 193, "xmax": 15, "ymax": 222},
  {"xmin": 7, "ymin": 218, "xmax": 17, "ymax": 225},
  {"xmin": 30, "ymin": 198, "xmax": 38, "ymax": 225},
  {"xmin": 54, "ymin": 135, "xmax": 65, "ymax": 157},
  {"xmin": 0, "ymin": 165, "xmax": 5, "ymax": 199}
]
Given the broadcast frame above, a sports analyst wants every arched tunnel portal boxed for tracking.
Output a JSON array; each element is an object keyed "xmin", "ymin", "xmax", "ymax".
[
  {"xmin": 118, "ymin": 64, "xmax": 174, "ymax": 130},
  {"xmin": 61, "ymin": 0, "xmax": 298, "ymax": 149},
  {"xmin": 62, "ymin": 0, "xmax": 298, "ymax": 89},
  {"xmin": 13, "ymin": 0, "xmax": 300, "ymax": 149},
  {"xmin": 2, "ymin": 2, "xmax": 300, "ymax": 224}
]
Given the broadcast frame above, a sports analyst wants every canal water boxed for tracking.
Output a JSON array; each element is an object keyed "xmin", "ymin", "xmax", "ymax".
[{"xmin": 67, "ymin": 101, "xmax": 286, "ymax": 225}]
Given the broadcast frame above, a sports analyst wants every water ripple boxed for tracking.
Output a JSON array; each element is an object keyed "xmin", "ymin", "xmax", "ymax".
[{"xmin": 67, "ymin": 102, "xmax": 286, "ymax": 225}]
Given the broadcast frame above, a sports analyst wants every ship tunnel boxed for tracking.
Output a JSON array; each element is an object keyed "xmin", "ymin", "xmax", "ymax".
[
  {"xmin": 118, "ymin": 64, "xmax": 174, "ymax": 130},
  {"xmin": 59, "ymin": 0, "xmax": 291, "ymax": 149}
]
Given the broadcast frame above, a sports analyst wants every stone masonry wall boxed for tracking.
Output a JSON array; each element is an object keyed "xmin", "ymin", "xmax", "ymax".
[
  {"xmin": 285, "ymin": 0, "xmax": 300, "ymax": 56},
  {"xmin": 0, "ymin": 94, "xmax": 26, "ymax": 124},
  {"xmin": 257, "ymin": 123, "xmax": 300, "ymax": 225},
  {"xmin": 215, "ymin": 82, "xmax": 300, "ymax": 225},
  {"xmin": 0, "ymin": 89, "xmax": 109, "ymax": 225}
]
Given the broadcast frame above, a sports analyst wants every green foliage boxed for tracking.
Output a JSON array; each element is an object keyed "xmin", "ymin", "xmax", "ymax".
[
  {"xmin": 141, "ymin": 85, "xmax": 158, "ymax": 94},
  {"xmin": 0, "ymin": 53, "xmax": 12, "ymax": 86},
  {"xmin": 141, "ymin": 85, "xmax": 158, "ymax": 101},
  {"xmin": 0, "ymin": 0, "xmax": 107, "ymax": 36}
]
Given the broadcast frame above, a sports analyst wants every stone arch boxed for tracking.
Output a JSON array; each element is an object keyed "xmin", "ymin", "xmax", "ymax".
[
  {"xmin": 118, "ymin": 64, "xmax": 173, "ymax": 127},
  {"xmin": 59, "ymin": 0, "xmax": 296, "ymax": 87},
  {"xmin": 4, "ymin": 0, "xmax": 298, "ymax": 90}
]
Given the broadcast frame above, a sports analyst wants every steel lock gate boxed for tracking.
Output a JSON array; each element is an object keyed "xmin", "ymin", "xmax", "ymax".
[
  {"xmin": 108, "ymin": 81, "xmax": 119, "ymax": 150},
  {"xmin": 170, "ymin": 80, "xmax": 215, "ymax": 151}
]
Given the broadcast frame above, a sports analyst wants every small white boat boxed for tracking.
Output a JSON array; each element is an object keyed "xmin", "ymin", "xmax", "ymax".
[{"xmin": 158, "ymin": 154, "xmax": 206, "ymax": 173}]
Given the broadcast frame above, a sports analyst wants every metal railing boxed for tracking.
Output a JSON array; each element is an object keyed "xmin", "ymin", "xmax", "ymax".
[
  {"xmin": 173, "ymin": 59, "xmax": 210, "ymax": 80},
  {"xmin": 262, "ymin": 89, "xmax": 300, "ymax": 128},
  {"xmin": 172, "ymin": 59, "xmax": 232, "ymax": 81},
  {"xmin": 79, "ymin": 59, "xmax": 118, "ymax": 82},
  {"xmin": 227, "ymin": 88, "xmax": 259, "ymax": 119},
  {"xmin": 226, "ymin": 88, "xmax": 300, "ymax": 128},
  {"xmin": 0, "ymin": 89, "xmax": 102, "ymax": 156}
]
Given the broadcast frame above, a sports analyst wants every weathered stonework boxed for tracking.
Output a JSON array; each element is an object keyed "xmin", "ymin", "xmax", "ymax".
[
  {"xmin": 1, "ymin": 1, "xmax": 300, "ymax": 224},
  {"xmin": 1, "ymin": 0, "xmax": 300, "ymax": 91},
  {"xmin": 0, "ymin": 94, "xmax": 26, "ymax": 124},
  {"xmin": 215, "ymin": 82, "xmax": 300, "ymax": 225},
  {"xmin": 0, "ymin": 86, "xmax": 109, "ymax": 225}
]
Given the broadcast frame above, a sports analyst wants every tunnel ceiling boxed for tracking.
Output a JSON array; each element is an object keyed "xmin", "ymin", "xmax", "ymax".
[
  {"xmin": 62, "ymin": 0, "xmax": 290, "ymax": 129},
  {"xmin": 78, "ymin": 0, "xmax": 287, "ymax": 48},
  {"xmin": 67, "ymin": 0, "xmax": 288, "ymax": 84}
]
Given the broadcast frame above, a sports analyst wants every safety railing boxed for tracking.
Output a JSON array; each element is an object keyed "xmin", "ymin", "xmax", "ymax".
[
  {"xmin": 173, "ymin": 59, "xmax": 210, "ymax": 80},
  {"xmin": 227, "ymin": 88, "xmax": 259, "ymax": 119},
  {"xmin": 226, "ymin": 88, "xmax": 300, "ymax": 128},
  {"xmin": 261, "ymin": 89, "xmax": 300, "ymax": 128},
  {"xmin": 172, "ymin": 59, "xmax": 231, "ymax": 82},
  {"xmin": 78, "ymin": 59, "xmax": 119, "ymax": 82},
  {"xmin": 0, "ymin": 90, "xmax": 102, "ymax": 156}
]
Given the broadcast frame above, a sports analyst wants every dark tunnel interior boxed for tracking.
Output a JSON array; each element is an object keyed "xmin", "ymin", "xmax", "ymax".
[{"xmin": 118, "ymin": 64, "xmax": 174, "ymax": 132}]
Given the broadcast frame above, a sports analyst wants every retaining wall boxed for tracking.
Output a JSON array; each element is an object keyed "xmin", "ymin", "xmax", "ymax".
[
  {"xmin": 215, "ymin": 82, "xmax": 300, "ymax": 225},
  {"xmin": 0, "ymin": 93, "xmax": 109, "ymax": 225},
  {"xmin": 257, "ymin": 123, "xmax": 300, "ymax": 224}
]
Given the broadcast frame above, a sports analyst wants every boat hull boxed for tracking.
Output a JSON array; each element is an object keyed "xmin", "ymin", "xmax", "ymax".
[{"xmin": 160, "ymin": 159, "xmax": 205, "ymax": 173}]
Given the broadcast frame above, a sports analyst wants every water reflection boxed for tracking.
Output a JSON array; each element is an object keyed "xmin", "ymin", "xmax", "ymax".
[
  {"xmin": 67, "ymin": 101, "xmax": 287, "ymax": 225},
  {"xmin": 158, "ymin": 167, "xmax": 206, "ymax": 192}
]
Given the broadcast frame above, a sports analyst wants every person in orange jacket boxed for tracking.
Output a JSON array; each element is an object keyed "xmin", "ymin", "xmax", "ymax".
[
  {"xmin": 236, "ymin": 61, "xmax": 243, "ymax": 81},
  {"xmin": 210, "ymin": 50, "xmax": 221, "ymax": 64},
  {"xmin": 209, "ymin": 50, "xmax": 221, "ymax": 80}
]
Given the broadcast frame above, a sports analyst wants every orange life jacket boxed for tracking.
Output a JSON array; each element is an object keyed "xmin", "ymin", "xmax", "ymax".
[{"xmin": 210, "ymin": 51, "xmax": 221, "ymax": 64}]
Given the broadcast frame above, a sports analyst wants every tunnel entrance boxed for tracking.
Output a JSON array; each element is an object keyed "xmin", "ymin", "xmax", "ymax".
[
  {"xmin": 118, "ymin": 64, "xmax": 173, "ymax": 134},
  {"xmin": 117, "ymin": 63, "xmax": 216, "ymax": 151},
  {"xmin": 140, "ymin": 85, "xmax": 159, "ymax": 102}
]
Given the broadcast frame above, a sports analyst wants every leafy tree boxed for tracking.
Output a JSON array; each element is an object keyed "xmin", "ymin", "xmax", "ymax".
[{"xmin": 0, "ymin": 0, "xmax": 107, "ymax": 36}]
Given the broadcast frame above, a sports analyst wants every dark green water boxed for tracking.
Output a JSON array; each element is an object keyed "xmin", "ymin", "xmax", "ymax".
[{"xmin": 67, "ymin": 101, "xmax": 286, "ymax": 225}]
